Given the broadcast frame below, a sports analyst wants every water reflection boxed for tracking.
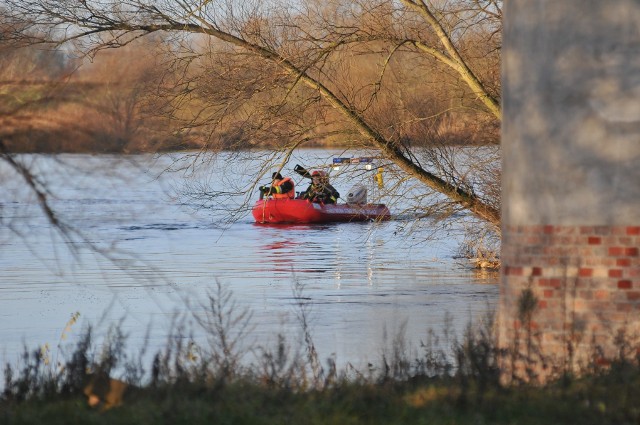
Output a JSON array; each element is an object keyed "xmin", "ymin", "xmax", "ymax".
[
  {"xmin": 254, "ymin": 224, "xmax": 339, "ymax": 275},
  {"xmin": 258, "ymin": 239, "xmax": 301, "ymax": 274}
]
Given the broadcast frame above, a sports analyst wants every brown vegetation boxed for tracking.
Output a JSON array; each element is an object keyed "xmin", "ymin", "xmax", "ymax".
[
  {"xmin": 0, "ymin": 2, "xmax": 500, "ymax": 154},
  {"xmin": 0, "ymin": 35, "xmax": 190, "ymax": 153},
  {"xmin": 83, "ymin": 373, "xmax": 134, "ymax": 411}
]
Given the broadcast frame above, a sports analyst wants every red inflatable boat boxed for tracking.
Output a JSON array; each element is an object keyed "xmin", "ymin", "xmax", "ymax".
[{"xmin": 252, "ymin": 198, "xmax": 391, "ymax": 224}]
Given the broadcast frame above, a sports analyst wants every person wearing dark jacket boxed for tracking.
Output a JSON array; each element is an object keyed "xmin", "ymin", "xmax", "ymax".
[
  {"xmin": 300, "ymin": 170, "xmax": 340, "ymax": 204},
  {"xmin": 260, "ymin": 172, "xmax": 295, "ymax": 199}
]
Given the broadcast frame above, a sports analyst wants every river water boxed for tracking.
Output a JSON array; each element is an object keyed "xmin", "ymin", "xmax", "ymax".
[{"xmin": 0, "ymin": 151, "xmax": 498, "ymax": 373}]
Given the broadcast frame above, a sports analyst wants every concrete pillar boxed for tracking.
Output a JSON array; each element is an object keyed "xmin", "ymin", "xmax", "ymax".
[{"xmin": 500, "ymin": 0, "xmax": 640, "ymax": 379}]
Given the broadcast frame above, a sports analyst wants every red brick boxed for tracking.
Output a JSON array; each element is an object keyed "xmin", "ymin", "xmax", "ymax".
[
  {"xmin": 579, "ymin": 268, "xmax": 593, "ymax": 277},
  {"xmin": 532, "ymin": 245, "xmax": 548, "ymax": 255},
  {"xmin": 553, "ymin": 236, "xmax": 575, "ymax": 245},
  {"xmin": 627, "ymin": 226, "xmax": 640, "ymax": 236},
  {"xmin": 580, "ymin": 226, "xmax": 595, "ymax": 234},
  {"xmin": 578, "ymin": 290, "xmax": 592, "ymax": 300},
  {"xmin": 538, "ymin": 279, "xmax": 550, "ymax": 287},
  {"xmin": 546, "ymin": 257, "xmax": 561, "ymax": 266},
  {"xmin": 582, "ymin": 248, "xmax": 604, "ymax": 259},
  {"xmin": 525, "ymin": 236, "xmax": 544, "ymax": 245},
  {"xmin": 617, "ymin": 258, "xmax": 632, "ymax": 267},
  {"xmin": 594, "ymin": 226, "xmax": 612, "ymax": 235},
  {"xmin": 617, "ymin": 303, "xmax": 633, "ymax": 312},
  {"xmin": 618, "ymin": 237, "xmax": 633, "ymax": 246},
  {"xmin": 543, "ymin": 225, "xmax": 554, "ymax": 234},
  {"xmin": 543, "ymin": 289, "xmax": 554, "ymax": 298},
  {"xmin": 588, "ymin": 236, "xmax": 601, "ymax": 245},
  {"xmin": 626, "ymin": 247, "xmax": 639, "ymax": 256},
  {"xmin": 609, "ymin": 247, "xmax": 625, "ymax": 256},
  {"xmin": 550, "ymin": 279, "xmax": 562, "ymax": 289},
  {"xmin": 594, "ymin": 290, "xmax": 609, "ymax": 300},
  {"xmin": 629, "ymin": 269, "xmax": 640, "ymax": 278},
  {"xmin": 538, "ymin": 300, "xmax": 548, "ymax": 309},
  {"xmin": 532, "ymin": 267, "xmax": 542, "ymax": 276},
  {"xmin": 618, "ymin": 280, "xmax": 632, "ymax": 289},
  {"xmin": 609, "ymin": 269, "xmax": 623, "ymax": 278},
  {"xmin": 505, "ymin": 266, "xmax": 523, "ymax": 276},
  {"xmin": 627, "ymin": 292, "xmax": 640, "ymax": 301}
]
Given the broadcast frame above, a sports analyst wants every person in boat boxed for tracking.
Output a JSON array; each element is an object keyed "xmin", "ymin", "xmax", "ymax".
[
  {"xmin": 259, "ymin": 172, "xmax": 295, "ymax": 199},
  {"xmin": 300, "ymin": 170, "xmax": 340, "ymax": 204}
]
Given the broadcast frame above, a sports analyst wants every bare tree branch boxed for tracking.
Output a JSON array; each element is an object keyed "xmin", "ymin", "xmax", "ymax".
[{"xmin": 2, "ymin": 0, "xmax": 502, "ymax": 229}]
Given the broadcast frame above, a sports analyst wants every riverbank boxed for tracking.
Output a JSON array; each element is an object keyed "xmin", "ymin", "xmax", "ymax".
[
  {"xmin": 3, "ymin": 371, "xmax": 638, "ymax": 425},
  {"xmin": 2, "ymin": 296, "xmax": 638, "ymax": 425},
  {"xmin": 2, "ymin": 338, "xmax": 638, "ymax": 425}
]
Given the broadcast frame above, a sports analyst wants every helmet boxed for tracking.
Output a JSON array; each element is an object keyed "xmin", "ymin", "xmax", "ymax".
[
  {"xmin": 272, "ymin": 172, "xmax": 283, "ymax": 180},
  {"xmin": 311, "ymin": 170, "xmax": 326, "ymax": 177}
]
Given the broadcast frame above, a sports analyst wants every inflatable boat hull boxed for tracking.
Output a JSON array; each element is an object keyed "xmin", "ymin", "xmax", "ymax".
[{"xmin": 252, "ymin": 198, "xmax": 391, "ymax": 224}]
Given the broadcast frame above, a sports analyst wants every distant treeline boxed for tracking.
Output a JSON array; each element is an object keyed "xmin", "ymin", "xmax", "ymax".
[{"xmin": 1, "ymin": 31, "xmax": 499, "ymax": 154}]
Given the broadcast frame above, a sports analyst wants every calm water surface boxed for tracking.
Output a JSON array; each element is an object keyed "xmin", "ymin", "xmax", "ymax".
[{"xmin": 0, "ymin": 152, "xmax": 498, "ymax": 372}]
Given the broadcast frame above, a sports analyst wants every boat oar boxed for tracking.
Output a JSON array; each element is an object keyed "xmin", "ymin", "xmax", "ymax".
[{"xmin": 294, "ymin": 164, "xmax": 312, "ymax": 179}]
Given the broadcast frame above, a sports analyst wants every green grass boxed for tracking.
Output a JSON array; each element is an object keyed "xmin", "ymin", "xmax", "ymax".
[{"xmin": 3, "ymin": 372, "xmax": 640, "ymax": 425}]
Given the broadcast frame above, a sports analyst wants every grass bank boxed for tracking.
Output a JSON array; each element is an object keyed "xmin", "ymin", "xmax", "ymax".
[
  {"xmin": 5, "ymin": 379, "xmax": 478, "ymax": 425},
  {"xmin": 3, "ymin": 369, "xmax": 640, "ymax": 425},
  {"xmin": 2, "ymin": 283, "xmax": 639, "ymax": 424}
]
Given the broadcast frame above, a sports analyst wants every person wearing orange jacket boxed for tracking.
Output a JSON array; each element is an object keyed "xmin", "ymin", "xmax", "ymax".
[{"xmin": 260, "ymin": 172, "xmax": 295, "ymax": 199}]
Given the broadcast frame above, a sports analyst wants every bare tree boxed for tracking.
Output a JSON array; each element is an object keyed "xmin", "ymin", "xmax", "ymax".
[
  {"xmin": 72, "ymin": 36, "xmax": 181, "ymax": 153},
  {"xmin": 0, "ymin": 12, "xmax": 174, "ymax": 271},
  {"xmin": 3, "ymin": 0, "xmax": 502, "ymax": 234},
  {"xmin": 0, "ymin": 14, "xmax": 77, "ymax": 239}
]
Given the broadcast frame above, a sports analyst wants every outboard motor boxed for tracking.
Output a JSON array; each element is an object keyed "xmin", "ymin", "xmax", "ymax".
[{"xmin": 346, "ymin": 184, "xmax": 367, "ymax": 204}]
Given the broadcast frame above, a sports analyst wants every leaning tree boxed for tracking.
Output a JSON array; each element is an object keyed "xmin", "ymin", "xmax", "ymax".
[{"xmin": 4, "ymin": 0, "xmax": 502, "ymax": 249}]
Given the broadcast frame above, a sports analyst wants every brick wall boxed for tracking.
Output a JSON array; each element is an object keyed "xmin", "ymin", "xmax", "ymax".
[
  {"xmin": 498, "ymin": 225, "xmax": 640, "ymax": 377},
  {"xmin": 501, "ymin": 0, "xmax": 640, "ymax": 381}
]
